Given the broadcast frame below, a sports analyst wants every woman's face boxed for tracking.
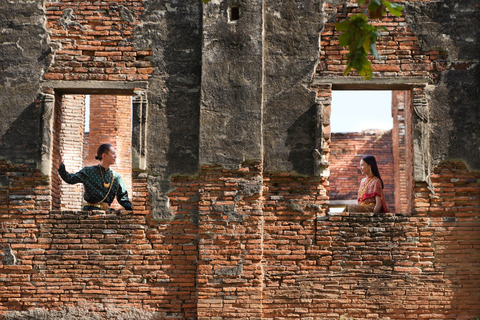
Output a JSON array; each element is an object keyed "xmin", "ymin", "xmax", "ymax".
[{"xmin": 360, "ymin": 159, "xmax": 371, "ymax": 176}]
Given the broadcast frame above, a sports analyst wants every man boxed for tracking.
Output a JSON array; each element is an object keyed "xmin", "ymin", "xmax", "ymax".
[{"xmin": 58, "ymin": 143, "xmax": 133, "ymax": 211}]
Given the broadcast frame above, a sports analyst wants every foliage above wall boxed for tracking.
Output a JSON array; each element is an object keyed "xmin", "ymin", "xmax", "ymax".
[{"xmin": 335, "ymin": 0, "xmax": 403, "ymax": 79}]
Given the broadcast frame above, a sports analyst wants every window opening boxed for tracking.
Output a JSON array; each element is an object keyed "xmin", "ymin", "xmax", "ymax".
[
  {"xmin": 54, "ymin": 93, "xmax": 133, "ymax": 210},
  {"xmin": 229, "ymin": 6, "xmax": 240, "ymax": 22},
  {"xmin": 329, "ymin": 90, "xmax": 398, "ymax": 213}
]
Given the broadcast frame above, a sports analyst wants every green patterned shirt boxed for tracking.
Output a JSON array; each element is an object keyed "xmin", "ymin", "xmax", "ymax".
[{"xmin": 58, "ymin": 163, "xmax": 133, "ymax": 210}]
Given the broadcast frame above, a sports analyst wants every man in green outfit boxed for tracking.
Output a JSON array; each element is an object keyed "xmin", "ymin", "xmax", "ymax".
[{"xmin": 58, "ymin": 143, "xmax": 133, "ymax": 211}]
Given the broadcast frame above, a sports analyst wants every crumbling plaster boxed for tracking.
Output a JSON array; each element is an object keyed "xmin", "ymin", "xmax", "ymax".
[
  {"xmin": 0, "ymin": 0, "xmax": 54, "ymax": 166},
  {"xmin": 404, "ymin": 0, "xmax": 480, "ymax": 170}
]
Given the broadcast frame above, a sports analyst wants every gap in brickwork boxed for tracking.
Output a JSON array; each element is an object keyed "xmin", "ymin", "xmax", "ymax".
[
  {"xmin": 229, "ymin": 6, "xmax": 240, "ymax": 22},
  {"xmin": 329, "ymin": 90, "xmax": 409, "ymax": 213},
  {"xmin": 52, "ymin": 93, "xmax": 133, "ymax": 210}
]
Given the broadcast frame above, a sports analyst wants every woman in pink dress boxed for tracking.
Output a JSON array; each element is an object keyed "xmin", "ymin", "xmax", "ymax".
[{"xmin": 344, "ymin": 155, "xmax": 388, "ymax": 213}]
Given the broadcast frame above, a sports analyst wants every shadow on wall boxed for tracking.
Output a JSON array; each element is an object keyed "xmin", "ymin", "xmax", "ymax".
[
  {"xmin": 286, "ymin": 104, "xmax": 317, "ymax": 176},
  {"xmin": 0, "ymin": 100, "xmax": 42, "ymax": 166},
  {"xmin": 134, "ymin": 0, "xmax": 202, "ymax": 180},
  {"xmin": 444, "ymin": 66, "xmax": 480, "ymax": 170},
  {"xmin": 163, "ymin": 5, "xmax": 201, "ymax": 175}
]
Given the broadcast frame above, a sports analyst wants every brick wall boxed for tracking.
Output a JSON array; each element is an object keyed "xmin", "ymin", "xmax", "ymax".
[
  {"xmin": 1, "ymin": 163, "xmax": 479, "ymax": 319},
  {"xmin": 319, "ymin": 3, "xmax": 443, "ymax": 79},
  {"xmin": 263, "ymin": 211, "xmax": 480, "ymax": 319},
  {"xmin": 414, "ymin": 161, "xmax": 480, "ymax": 218},
  {"xmin": 1, "ymin": 0, "xmax": 479, "ymax": 319},
  {"xmin": 58, "ymin": 95, "xmax": 86, "ymax": 210},
  {"xmin": 44, "ymin": 0, "xmax": 153, "ymax": 81},
  {"xmin": 392, "ymin": 91, "xmax": 412, "ymax": 213},
  {"xmin": 330, "ymin": 130, "xmax": 395, "ymax": 212}
]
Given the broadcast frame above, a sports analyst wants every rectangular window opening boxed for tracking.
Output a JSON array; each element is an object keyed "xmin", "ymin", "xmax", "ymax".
[
  {"xmin": 328, "ymin": 89, "xmax": 412, "ymax": 214},
  {"xmin": 229, "ymin": 6, "xmax": 240, "ymax": 22},
  {"xmin": 52, "ymin": 93, "xmax": 134, "ymax": 211}
]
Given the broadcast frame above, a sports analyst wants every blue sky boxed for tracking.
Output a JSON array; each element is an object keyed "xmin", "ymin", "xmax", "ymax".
[{"xmin": 330, "ymin": 90, "xmax": 393, "ymax": 133}]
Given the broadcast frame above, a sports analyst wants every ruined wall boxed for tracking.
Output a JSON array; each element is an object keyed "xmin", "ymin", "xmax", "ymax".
[
  {"xmin": 0, "ymin": 0, "xmax": 479, "ymax": 319},
  {"xmin": 319, "ymin": 0, "xmax": 480, "ymax": 172}
]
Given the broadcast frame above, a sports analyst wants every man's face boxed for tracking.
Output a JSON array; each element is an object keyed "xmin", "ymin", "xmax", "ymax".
[{"xmin": 103, "ymin": 148, "xmax": 117, "ymax": 166}]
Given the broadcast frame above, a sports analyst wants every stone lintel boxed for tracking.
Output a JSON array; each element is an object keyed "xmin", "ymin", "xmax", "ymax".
[
  {"xmin": 313, "ymin": 76, "xmax": 430, "ymax": 90},
  {"xmin": 41, "ymin": 81, "xmax": 148, "ymax": 95}
]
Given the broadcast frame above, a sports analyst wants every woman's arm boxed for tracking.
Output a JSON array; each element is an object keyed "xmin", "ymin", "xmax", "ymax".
[{"xmin": 373, "ymin": 195, "xmax": 383, "ymax": 213}]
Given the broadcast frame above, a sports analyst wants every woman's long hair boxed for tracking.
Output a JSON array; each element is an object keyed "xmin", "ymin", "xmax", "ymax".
[
  {"xmin": 95, "ymin": 143, "xmax": 113, "ymax": 161},
  {"xmin": 362, "ymin": 155, "xmax": 384, "ymax": 189}
]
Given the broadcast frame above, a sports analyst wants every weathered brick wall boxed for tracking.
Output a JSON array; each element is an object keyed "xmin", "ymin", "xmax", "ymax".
[
  {"xmin": 0, "ymin": 0, "xmax": 479, "ymax": 319},
  {"xmin": 0, "ymin": 210, "xmax": 197, "ymax": 318},
  {"xmin": 0, "ymin": 161, "xmax": 50, "ymax": 216},
  {"xmin": 44, "ymin": 0, "xmax": 153, "ymax": 81},
  {"xmin": 319, "ymin": 2, "xmax": 442, "ymax": 79},
  {"xmin": 392, "ymin": 91, "xmax": 411, "ymax": 213},
  {"xmin": 58, "ymin": 95, "xmax": 85, "ymax": 210},
  {"xmin": 196, "ymin": 163, "xmax": 265, "ymax": 319},
  {"xmin": 263, "ymin": 211, "xmax": 480, "ymax": 319},
  {"xmin": 414, "ymin": 161, "xmax": 480, "ymax": 218},
  {"xmin": 330, "ymin": 130, "xmax": 395, "ymax": 212},
  {"xmin": 1, "ymin": 163, "xmax": 479, "ymax": 319}
]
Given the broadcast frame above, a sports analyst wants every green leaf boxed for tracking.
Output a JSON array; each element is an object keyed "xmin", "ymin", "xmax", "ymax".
[
  {"xmin": 356, "ymin": 0, "xmax": 367, "ymax": 5},
  {"xmin": 363, "ymin": 36, "xmax": 371, "ymax": 53},
  {"xmin": 350, "ymin": 13, "xmax": 368, "ymax": 24},
  {"xmin": 370, "ymin": 41, "xmax": 379, "ymax": 58},
  {"xmin": 338, "ymin": 31, "xmax": 352, "ymax": 47},
  {"xmin": 335, "ymin": 19, "xmax": 351, "ymax": 32},
  {"xmin": 383, "ymin": 0, "xmax": 404, "ymax": 17},
  {"xmin": 357, "ymin": 34, "xmax": 367, "ymax": 49},
  {"xmin": 368, "ymin": 0, "xmax": 382, "ymax": 12}
]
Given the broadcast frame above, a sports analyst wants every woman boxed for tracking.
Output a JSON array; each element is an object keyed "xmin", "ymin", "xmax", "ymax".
[
  {"xmin": 58, "ymin": 143, "xmax": 133, "ymax": 211},
  {"xmin": 343, "ymin": 155, "xmax": 388, "ymax": 213}
]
